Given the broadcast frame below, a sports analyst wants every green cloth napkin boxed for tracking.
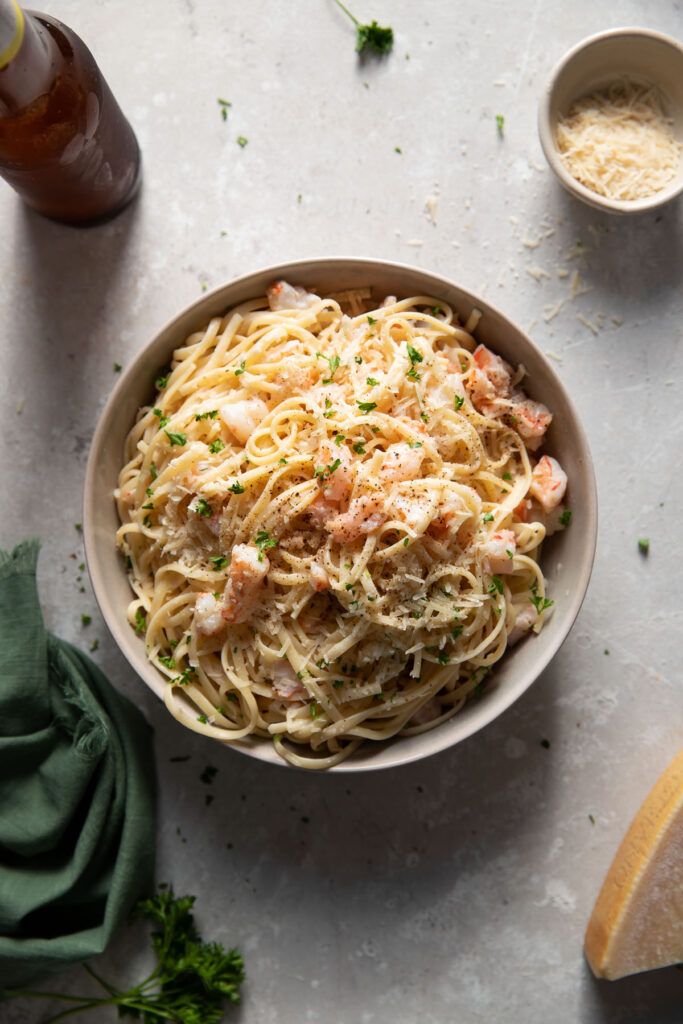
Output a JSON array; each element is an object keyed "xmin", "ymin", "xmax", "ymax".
[{"xmin": 0, "ymin": 540, "xmax": 156, "ymax": 989}]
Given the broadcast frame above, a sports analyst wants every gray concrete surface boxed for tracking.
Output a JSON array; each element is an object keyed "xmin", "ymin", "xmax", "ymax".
[{"xmin": 1, "ymin": 1, "xmax": 682, "ymax": 1021}]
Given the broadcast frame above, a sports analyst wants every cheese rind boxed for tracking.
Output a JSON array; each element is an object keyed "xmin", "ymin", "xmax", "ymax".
[{"xmin": 584, "ymin": 750, "xmax": 683, "ymax": 980}]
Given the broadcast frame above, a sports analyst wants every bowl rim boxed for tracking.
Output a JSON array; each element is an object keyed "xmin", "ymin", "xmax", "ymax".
[
  {"xmin": 84, "ymin": 256, "xmax": 598, "ymax": 772},
  {"xmin": 538, "ymin": 26, "xmax": 683, "ymax": 215}
]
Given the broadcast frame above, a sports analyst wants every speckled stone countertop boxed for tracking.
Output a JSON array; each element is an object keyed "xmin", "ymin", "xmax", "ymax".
[{"xmin": 1, "ymin": 1, "xmax": 682, "ymax": 1021}]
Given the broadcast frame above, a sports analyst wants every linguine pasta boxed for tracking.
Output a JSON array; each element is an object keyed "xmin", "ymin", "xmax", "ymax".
[{"xmin": 116, "ymin": 283, "xmax": 569, "ymax": 769}]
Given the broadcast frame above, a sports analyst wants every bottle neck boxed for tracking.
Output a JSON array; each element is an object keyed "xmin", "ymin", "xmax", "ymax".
[{"xmin": 0, "ymin": 3, "xmax": 57, "ymax": 115}]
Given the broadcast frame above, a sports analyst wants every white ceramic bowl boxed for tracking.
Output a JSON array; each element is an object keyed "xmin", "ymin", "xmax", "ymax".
[
  {"xmin": 538, "ymin": 27, "xmax": 683, "ymax": 214},
  {"xmin": 84, "ymin": 258, "xmax": 597, "ymax": 772}
]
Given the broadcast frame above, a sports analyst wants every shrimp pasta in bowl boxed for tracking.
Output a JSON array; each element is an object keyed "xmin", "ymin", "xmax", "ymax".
[{"xmin": 115, "ymin": 277, "xmax": 575, "ymax": 770}]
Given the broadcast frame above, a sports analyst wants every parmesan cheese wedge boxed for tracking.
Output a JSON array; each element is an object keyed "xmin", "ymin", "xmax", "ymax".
[{"xmin": 584, "ymin": 750, "xmax": 683, "ymax": 980}]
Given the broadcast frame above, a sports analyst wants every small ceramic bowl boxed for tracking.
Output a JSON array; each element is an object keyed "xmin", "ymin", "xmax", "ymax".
[
  {"xmin": 538, "ymin": 27, "xmax": 683, "ymax": 214},
  {"xmin": 84, "ymin": 258, "xmax": 598, "ymax": 772}
]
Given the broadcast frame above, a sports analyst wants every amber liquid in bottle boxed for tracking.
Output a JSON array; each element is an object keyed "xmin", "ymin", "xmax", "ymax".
[{"xmin": 0, "ymin": 2, "xmax": 141, "ymax": 224}]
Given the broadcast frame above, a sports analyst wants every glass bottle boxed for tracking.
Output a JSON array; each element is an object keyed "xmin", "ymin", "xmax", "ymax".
[{"xmin": 0, "ymin": 0, "xmax": 141, "ymax": 224}]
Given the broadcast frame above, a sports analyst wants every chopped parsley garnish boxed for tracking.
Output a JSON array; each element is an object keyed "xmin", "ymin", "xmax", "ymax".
[
  {"xmin": 323, "ymin": 398, "xmax": 335, "ymax": 419},
  {"xmin": 408, "ymin": 441, "xmax": 423, "ymax": 449},
  {"xmin": 89, "ymin": 639, "xmax": 99, "ymax": 652},
  {"xmin": 155, "ymin": 372, "xmax": 169, "ymax": 390},
  {"xmin": 488, "ymin": 576, "xmax": 504, "ymax": 595},
  {"xmin": 146, "ymin": 486, "xmax": 154, "ymax": 497},
  {"xmin": 333, "ymin": 679, "xmax": 344, "ymax": 688},
  {"xmin": 209, "ymin": 439, "xmax": 225, "ymax": 454},
  {"xmin": 483, "ymin": 512, "xmax": 494, "ymax": 522},
  {"xmin": 437, "ymin": 651, "xmax": 450, "ymax": 665},
  {"xmin": 406, "ymin": 343, "xmax": 423, "ymax": 366},
  {"xmin": 559, "ymin": 507, "xmax": 572, "ymax": 527},
  {"xmin": 197, "ymin": 714, "xmax": 208, "ymax": 724},
  {"xmin": 431, "ymin": 306, "xmax": 442, "ymax": 315},
  {"xmin": 210, "ymin": 555, "xmax": 228, "ymax": 570},
  {"xmin": 367, "ymin": 315, "xmax": 377, "ymax": 326},
  {"xmin": 317, "ymin": 352, "xmax": 340, "ymax": 384},
  {"xmin": 506, "ymin": 548, "xmax": 514, "ymax": 559},
  {"xmin": 149, "ymin": 462, "xmax": 158, "ymax": 480},
  {"xmin": 403, "ymin": 538, "xmax": 410, "ymax": 547},
  {"xmin": 255, "ymin": 530, "xmax": 277, "ymax": 561},
  {"xmin": 502, "ymin": 471, "xmax": 512, "ymax": 481},
  {"xmin": 113, "ymin": 362, "xmax": 122, "ymax": 373},
  {"xmin": 134, "ymin": 608, "xmax": 147, "ymax": 635},
  {"xmin": 420, "ymin": 412, "xmax": 429, "ymax": 423},
  {"xmin": 81, "ymin": 614, "xmax": 91, "ymax": 626},
  {"xmin": 234, "ymin": 361, "xmax": 246, "ymax": 376},
  {"xmin": 334, "ymin": 434, "xmax": 346, "ymax": 446},
  {"xmin": 638, "ymin": 537, "xmax": 650, "ymax": 555},
  {"xmin": 173, "ymin": 666, "xmax": 197, "ymax": 686},
  {"xmin": 354, "ymin": 356, "xmax": 363, "ymax": 364},
  {"xmin": 353, "ymin": 442, "xmax": 366, "ymax": 454},
  {"xmin": 217, "ymin": 97, "xmax": 232, "ymax": 121},
  {"xmin": 236, "ymin": 135, "xmax": 248, "ymax": 148},
  {"xmin": 366, "ymin": 376, "xmax": 379, "ymax": 386},
  {"xmin": 451, "ymin": 625, "xmax": 463, "ymax": 640},
  {"xmin": 530, "ymin": 587, "xmax": 553, "ymax": 613},
  {"xmin": 407, "ymin": 367, "xmax": 421, "ymax": 382},
  {"xmin": 143, "ymin": 514, "xmax": 152, "ymax": 528},
  {"xmin": 153, "ymin": 408, "xmax": 169, "ymax": 428},
  {"xmin": 309, "ymin": 702, "xmax": 321, "ymax": 719},
  {"xmin": 279, "ymin": 456, "xmax": 288, "ymax": 463},
  {"xmin": 394, "ymin": 146, "xmax": 402, "ymax": 154},
  {"xmin": 165, "ymin": 429, "xmax": 186, "ymax": 447},
  {"xmin": 496, "ymin": 113, "xmax": 505, "ymax": 136},
  {"xmin": 195, "ymin": 409, "xmax": 218, "ymax": 421},
  {"xmin": 358, "ymin": 401, "xmax": 377, "ymax": 413},
  {"xmin": 159, "ymin": 655, "xmax": 176, "ymax": 670},
  {"xmin": 454, "ymin": 394, "xmax": 464, "ymax": 410},
  {"xmin": 332, "ymin": 1, "xmax": 394, "ymax": 54},
  {"xmin": 229, "ymin": 481, "xmax": 245, "ymax": 494},
  {"xmin": 193, "ymin": 498, "xmax": 211, "ymax": 518}
]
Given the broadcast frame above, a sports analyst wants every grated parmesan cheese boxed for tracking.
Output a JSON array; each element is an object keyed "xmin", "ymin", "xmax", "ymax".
[{"xmin": 556, "ymin": 79, "xmax": 681, "ymax": 201}]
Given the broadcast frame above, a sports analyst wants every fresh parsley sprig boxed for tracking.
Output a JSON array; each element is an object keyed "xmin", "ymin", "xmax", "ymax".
[
  {"xmin": 332, "ymin": 0, "xmax": 394, "ymax": 54},
  {"xmin": 1, "ymin": 887, "xmax": 244, "ymax": 1024}
]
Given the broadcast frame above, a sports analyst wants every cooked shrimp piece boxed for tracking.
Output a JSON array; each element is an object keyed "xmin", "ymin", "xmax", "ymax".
[
  {"xmin": 530, "ymin": 455, "xmax": 567, "ymax": 512},
  {"xmin": 428, "ymin": 491, "xmax": 474, "ymax": 539},
  {"xmin": 318, "ymin": 440, "xmax": 354, "ymax": 503},
  {"xmin": 479, "ymin": 529, "xmax": 517, "ymax": 574},
  {"xmin": 380, "ymin": 442, "xmax": 424, "ymax": 482},
  {"xmin": 267, "ymin": 280, "xmax": 320, "ymax": 311},
  {"xmin": 508, "ymin": 603, "xmax": 537, "ymax": 646},
  {"xmin": 473, "ymin": 344, "xmax": 513, "ymax": 394},
  {"xmin": 326, "ymin": 494, "xmax": 386, "ymax": 544},
  {"xmin": 391, "ymin": 493, "xmax": 433, "ymax": 532},
  {"xmin": 306, "ymin": 493, "xmax": 338, "ymax": 529},
  {"xmin": 194, "ymin": 592, "xmax": 225, "ymax": 636},
  {"xmin": 310, "ymin": 561, "xmax": 330, "ymax": 592},
  {"xmin": 220, "ymin": 398, "xmax": 269, "ymax": 445},
  {"xmin": 222, "ymin": 543, "xmax": 270, "ymax": 624},
  {"xmin": 511, "ymin": 397, "xmax": 552, "ymax": 450},
  {"xmin": 271, "ymin": 660, "xmax": 307, "ymax": 700}
]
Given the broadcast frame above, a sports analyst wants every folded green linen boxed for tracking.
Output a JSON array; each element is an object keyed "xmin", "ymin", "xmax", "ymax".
[{"xmin": 0, "ymin": 540, "xmax": 156, "ymax": 988}]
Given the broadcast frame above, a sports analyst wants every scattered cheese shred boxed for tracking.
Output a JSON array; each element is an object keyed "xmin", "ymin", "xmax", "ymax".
[
  {"xmin": 556, "ymin": 79, "xmax": 681, "ymax": 201},
  {"xmin": 526, "ymin": 265, "xmax": 551, "ymax": 283}
]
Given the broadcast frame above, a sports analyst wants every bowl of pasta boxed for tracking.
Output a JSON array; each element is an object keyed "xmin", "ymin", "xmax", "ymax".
[{"xmin": 84, "ymin": 258, "xmax": 597, "ymax": 771}]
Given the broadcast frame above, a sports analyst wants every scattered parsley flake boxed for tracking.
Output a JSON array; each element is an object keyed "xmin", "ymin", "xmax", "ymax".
[
  {"xmin": 255, "ymin": 530, "xmax": 277, "ymax": 561},
  {"xmin": 236, "ymin": 135, "xmax": 248, "ymax": 148},
  {"xmin": 197, "ymin": 714, "xmax": 209, "ymax": 724},
  {"xmin": 638, "ymin": 537, "xmax": 650, "ymax": 555},
  {"xmin": 229, "ymin": 481, "xmax": 245, "ymax": 495},
  {"xmin": 234, "ymin": 361, "xmax": 246, "ymax": 376},
  {"xmin": 530, "ymin": 589, "xmax": 553, "ymax": 613},
  {"xmin": 451, "ymin": 625, "xmax": 463, "ymax": 640},
  {"xmin": 367, "ymin": 315, "xmax": 377, "ymax": 326},
  {"xmin": 366, "ymin": 376, "xmax": 379, "ymax": 386},
  {"xmin": 408, "ymin": 441, "xmax": 423, "ymax": 449},
  {"xmin": 150, "ymin": 462, "xmax": 158, "ymax": 480},
  {"xmin": 403, "ymin": 538, "xmax": 410, "ymax": 547},
  {"xmin": 89, "ymin": 639, "xmax": 99, "ymax": 652},
  {"xmin": 496, "ymin": 113, "xmax": 505, "ymax": 136},
  {"xmin": 488, "ymin": 576, "xmax": 504, "ymax": 595},
  {"xmin": 165, "ymin": 429, "xmax": 186, "ymax": 447},
  {"xmin": 209, "ymin": 439, "xmax": 225, "ymax": 454},
  {"xmin": 502, "ymin": 471, "xmax": 512, "ymax": 481},
  {"xmin": 420, "ymin": 412, "xmax": 429, "ymax": 423},
  {"xmin": 454, "ymin": 395, "xmax": 464, "ymax": 410},
  {"xmin": 159, "ymin": 655, "xmax": 176, "ymax": 670},
  {"xmin": 437, "ymin": 651, "xmax": 450, "ymax": 665},
  {"xmin": 194, "ymin": 498, "xmax": 212, "ymax": 517},
  {"xmin": 353, "ymin": 442, "xmax": 366, "ymax": 454},
  {"xmin": 394, "ymin": 146, "xmax": 402, "ymax": 154},
  {"xmin": 134, "ymin": 608, "xmax": 147, "ymax": 635},
  {"xmin": 358, "ymin": 401, "xmax": 377, "ymax": 413},
  {"xmin": 195, "ymin": 409, "xmax": 219, "ymax": 421},
  {"xmin": 155, "ymin": 373, "xmax": 169, "ymax": 390},
  {"xmin": 355, "ymin": 356, "xmax": 363, "ymax": 364},
  {"xmin": 309, "ymin": 702, "xmax": 321, "ymax": 719},
  {"xmin": 559, "ymin": 507, "xmax": 572, "ymax": 527},
  {"xmin": 217, "ymin": 97, "xmax": 232, "ymax": 121},
  {"xmin": 406, "ymin": 344, "xmax": 423, "ymax": 366},
  {"xmin": 210, "ymin": 556, "xmax": 228, "ymax": 570},
  {"xmin": 483, "ymin": 512, "xmax": 494, "ymax": 522},
  {"xmin": 81, "ymin": 614, "xmax": 91, "ymax": 626},
  {"xmin": 113, "ymin": 362, "xmax": 122, "ymax": 373}
]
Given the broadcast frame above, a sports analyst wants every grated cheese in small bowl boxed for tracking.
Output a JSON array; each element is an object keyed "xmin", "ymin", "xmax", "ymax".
[{"xmin": 555, "ymin": 78, "xmax": 682, "ymax": 202}]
